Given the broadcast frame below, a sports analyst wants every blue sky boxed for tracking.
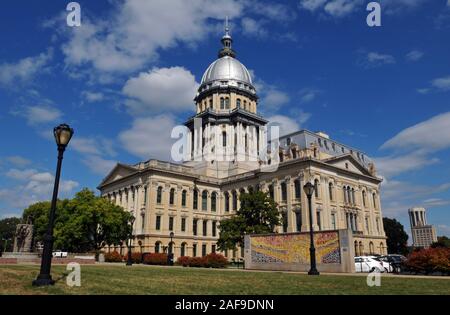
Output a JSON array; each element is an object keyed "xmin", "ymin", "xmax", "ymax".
[{"xmin": 0, "ymin": 0, "xmax": 449, "ymax": 239}]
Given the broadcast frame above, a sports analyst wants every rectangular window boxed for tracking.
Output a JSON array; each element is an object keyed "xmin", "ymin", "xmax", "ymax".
[
  {"xmin": 181, "ymin": 218, "xmax": 186, "ymax": 232},
  {"xmin": 169, "ymin": 217, "xmax": 174, "ymax": 231},
  {"xmin": 156, "ymin": 215, "xmax": 161, "ymax": 231},
  {"xmin": 193, "ymin": 219, "xmax": 198, "ymax": 236},
  {"xmin": 212, "ymin": 221, "xmax": 217, "ymax": 237},
  {"xmin": 331, "ymin": 213, "xmax": 336, "ymax": 230},
  {"xmin": 212, "ymin": 245, "xmax": 216, "ymax": 253},
  {"xmin": 282, "ymin": 213, "xmax": 288, "ymax": 233},
  {"xmin": 203, "ymin": 220, "xmax": 207, "ymax": 236},
  {"xmin": 202, "ymin": 244, "xmax": 207, "ymax": 257},
  {"xmin": 296, "ymin": 211, "xmax": 302, "ymax": 232},
  {"xmin": 144, "ymin": 186, "xmax": 148, "ymax": 205},
  {"xmin": 193, "ymin": 244, "xmax": 197, "ymax": 257}
]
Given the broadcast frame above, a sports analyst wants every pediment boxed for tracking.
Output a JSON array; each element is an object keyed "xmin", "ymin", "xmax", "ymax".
[
  {"xmin": 324, "ymin": 154, "xmax": 373, "ymax": 177},
  {"xmin": 98, "ymin": 163, "xmax": 138, "ymax": 187}
]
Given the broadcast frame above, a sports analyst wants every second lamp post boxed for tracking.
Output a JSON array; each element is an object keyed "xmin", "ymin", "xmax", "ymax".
[
  {"xmin": 303, "ymin": 182, "xmax": 320, "ymax": 276},
  {"xmin": 126, "ymin": 216, "xmax": 136, "ymax": 266}
]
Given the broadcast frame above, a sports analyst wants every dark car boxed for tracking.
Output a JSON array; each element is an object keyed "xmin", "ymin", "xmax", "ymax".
[{"xmin": 379, "ymin": 255, "xmax": 407, "ymax": 273}]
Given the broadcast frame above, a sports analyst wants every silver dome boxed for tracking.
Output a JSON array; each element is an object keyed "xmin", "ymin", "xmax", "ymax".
[{"xmin": 201, "ymin": 56, "xmax": 253, "ymax": 86}]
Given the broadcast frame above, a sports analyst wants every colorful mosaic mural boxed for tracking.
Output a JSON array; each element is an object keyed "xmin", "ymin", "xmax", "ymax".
[{"xmin": 250, "ymin": 231, "xmax": 341, "ymax": 264}]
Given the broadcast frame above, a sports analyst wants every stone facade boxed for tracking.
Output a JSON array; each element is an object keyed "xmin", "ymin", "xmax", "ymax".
[{"xmin": 98, "ymin": 26, "xmax": 387, "ymax": 260}]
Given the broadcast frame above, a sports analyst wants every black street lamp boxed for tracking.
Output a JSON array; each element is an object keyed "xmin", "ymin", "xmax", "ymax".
[
  {"xmin": 303, "ymin": 182, "xmax": 320, "ymax": 276},
  {"xmin": 168, "ymin": 232, "xmax": 174, "ymax": 266},
  {"xmin": 126, "ymin": 216, "xmax": 136, "ymax": 266},
  {"xmin": 33, "ymin": 124, "xmax": 74, "ymax": 286}
]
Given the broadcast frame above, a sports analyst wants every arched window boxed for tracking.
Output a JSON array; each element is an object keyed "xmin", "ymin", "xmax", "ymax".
[
  {"xmin": 281, "ymin": 182, "xmax": 287, "ymax": 202},
  {"xmin": 362, "ymin": 190, "xmax": 367, "ymax": 207},
  {"xmin": 211, "ymin": 192, "xmax": 217, "ymax": 212},
  {"xmin": 369, "ymin": 242, "xmax": 374, "ymax": 255},
  {"xmin": 193, "ymin": 189, "xmax": 198, "ymax": 210},
  {"xmin": 359, "ymin": 242, "xmax": 364, "ymax": 256},
  {"xmin": 225, "ymin": 192, "xmax": 230, "ymax": 212},
  {"xmin": 294, "ymin": 180, "xmax": 301, "ymax": 199},
  {"xmin": 155, "ymin": 242, "xmax": 161, "ymax": 253},
  {"xmin": 243, "ymin": 100, "xmax": 247, "ymax": 110},
  {"xmin": 372, "ymin": 193, "xmax": 377, "ymax": 209},
  {"xmin": 351, "ymin": 188, "xmax": 356, "ymax": 205},
  {"xmin": 225, "ymin": 98, "xmax": 230, "ymax": 109},
  {"xmin": 220, "ymin": 97, "xmax": 225, "ymax": 109},
  {"xmin": 329, "ymin": 182, "xmax": 334, "ymax": 201},
  {"xmin": 209, "ymin": 99, "xmax": 213, "ymax": 109},
  {"xmin": 157, "ymin": 186, "xmax": 163, "ymax": 204},
  {"xmin": 181, "ymin": 190, "xmax": 187, "ymax": 207},
  {"xmin": 202, "ymin": 190, "xmax": 208, "ymax": 211},
  {"xmin": 181, "ymin": 243, "xmax": 187, "ymax": 257},
  {"xmin": 169, "ymin": 188, "xmax": 175, "ymax": 205},
  {"xmin": 232, "ymin": 190, "xmax": 238, "ymax": 211},
  {"xmin": 314, "ymin": 179, "xmax": 320, "ymax": 198},
  {"xmin": 236, "ymin": 98, "xmax": 241, "ymax": 108},
  {"xmin": 354, "ymin": 241, "xmax": 359, "ymax": 256},
  {"xmin": 222, "ymin": 131, "xmax": 227, "ymax": 147}
]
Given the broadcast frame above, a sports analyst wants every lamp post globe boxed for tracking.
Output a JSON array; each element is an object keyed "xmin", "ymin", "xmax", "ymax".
[
  {"xmin": 126, "ymin": 216, "xmax": 136, "ymax": 266},
  {"xmin": 33, "ymin": 124, "xmax": 74, "ymax": 286},
  {"xmin": 303, "ymin": 181, "xmax": 320, "ymax": 276}
]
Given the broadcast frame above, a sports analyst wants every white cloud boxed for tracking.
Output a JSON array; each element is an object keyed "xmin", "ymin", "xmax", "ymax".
[
  {"xmin": 1, "ymin": 168, "xmax": 79, "ymax": 209},
  {"xmin": 119, "ymin": 115, "xmax": 178, "ymax": 160},
  {"xmin": 375, "ymin": 153, "xmax": 439, "ymax": 178},
  {"xmin": 0, "ymin": 49, "xmax": 53, "ymax": 86},
  {"xmin": 406, "ymin": 50, "xmax": 424, "ymax": 62},
  {"xmin": 60, "ymin": 0, "xmax": 244, "ymax": 76},
  {"xmin": 123, "ymin": 67, "xmax": 199, "ymax": 115},
  {"xmin": 82, "ymin": 91, "xmax": 105, "ymax": 103},
  {"xmin": 267, "ymin": 112, "xmax": 311, "ymax": 136},
  {"xmin": 241, "ymin": 18, "xmax": 268, "ymax": 38},
  {"xmin": 5, "ymin": 156, "xmax": 31, "ymax": 168},
  {"xmin": 15, "ymin": 105, "xmax": 63, "ymax": 125},
  {"xmin": 81, "ymin": 155, "xmax": 117, "ymax": 176},
  {"xmin": 299, "ymin": 0, "xmax": 363, "ymax": 17},
  {"xmin": 381, "ymin": 112, "xmax": 450, "ymax": 153},
  {"xmin": 417, "ymin": 88, "xmax": 430, "ymax": 94},
  {"xmin": 432, "ymin": 75, "xmax": 450, "ymax": 91},
  {"xmin": 366, "ymin": 52, "xmax": 396, "ymax": 66},
  {"xmin": 299, "ymin": 88, "xmax": 321, "ymax": 103}
]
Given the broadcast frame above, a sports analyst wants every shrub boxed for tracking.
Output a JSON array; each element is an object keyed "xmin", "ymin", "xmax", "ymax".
[
  {"xmin": 189, "ymin": 257, "xmax": 206, "ymax": 268},
  {"xmin": 176, "ymin": 256, "xmax": 191, "ymax": 267},
  {"xmin": 104, "ymin": 251, "xmax": 123, "ymax": 263},
  {"xmin": 143, "ymin": 253, "xmax": 168, "ymax": 265},
  {"xmin": 123, "ymin": 252, "xmax": 142, "ymax": 264},
  {"xmin": 204, "ymin": 253, "xmax": 228, "ymax": 268},
  {"xmin": 405, "ymin": 247, "xmax": 450, "ymax": 275}
]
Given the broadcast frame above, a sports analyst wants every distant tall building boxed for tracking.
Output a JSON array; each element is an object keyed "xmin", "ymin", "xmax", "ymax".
[{"xmin": 408, "ymin": 207, "xmax": 437, "ymax": 248}]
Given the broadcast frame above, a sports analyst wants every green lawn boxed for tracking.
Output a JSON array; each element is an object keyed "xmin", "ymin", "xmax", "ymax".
[{"xmin": 1, "ymin": 264, "xmax": 449, "ymax": 295}]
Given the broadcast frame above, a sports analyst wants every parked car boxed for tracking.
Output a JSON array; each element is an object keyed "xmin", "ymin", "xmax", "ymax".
[
  {"xmin": 354, "ymin": 256, "xmax": 385, "ymax": 273},
  {"xmin": 369, "ymin": 256, "xmax": 393, "ymax": 273},
  {"xmin": 379, "ymin": 254, "xmax": 407, "ymax": 273},
  {"xmin": 52, "ymin": 250, "xmax": 68, "ymax": 258}
]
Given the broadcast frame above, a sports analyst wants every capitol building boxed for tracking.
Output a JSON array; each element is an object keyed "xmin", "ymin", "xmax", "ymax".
[{"xmin": 98, "ymin": 25, "xmax": 387, "ymax": 259}]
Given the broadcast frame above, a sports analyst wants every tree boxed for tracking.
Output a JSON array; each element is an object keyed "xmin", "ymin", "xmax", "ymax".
[
  {"xmin": 383, "ymin": 217, "xmax": 409, "ymax": 255},
  {"xmin": 431, "ymin": 236, "xmax": 450, "ymax": 248},
  {"xmin": 217, "ymin": 191, "xmax": 281, "ymax": 251},
  {"xmin": 0, "ymin": 217, "xmax": 22, "ymax": 251},
  {"xmin": 22, "ymin": 188, "xmax": 132, "ymax": 258}
]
